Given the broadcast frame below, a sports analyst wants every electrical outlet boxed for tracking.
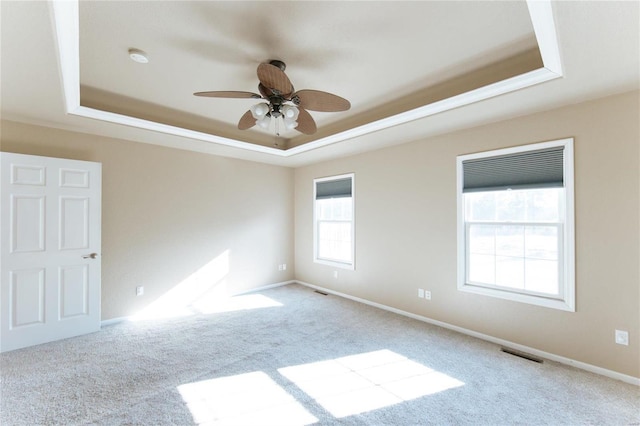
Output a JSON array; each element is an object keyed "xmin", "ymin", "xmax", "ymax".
[
  {"xmin": 278, "ymin": 264, "xmax": 283, "ymax": 271},
  {"xmin": 136, "ymin": 286, "xmax": 144, "ymax": 296},
  {"xmin": 282, "ymin": 264, "xmax": 287, "ymax": 271},
  {"xmin": 615, "ymin": 330, "xmax": 629, "ymax": 346},
  {"xmin": 418, "ymin": 288, "xmax": 425, "ymax": 298},
  {"xmin": 333, "ymin": 270, "xmax": 338, "ymax": 279},
  {"xmin": 424, "ymin": 290, "xmax": 431, "ymax": 300}
]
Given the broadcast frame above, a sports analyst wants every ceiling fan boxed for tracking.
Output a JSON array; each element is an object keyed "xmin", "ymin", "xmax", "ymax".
[{"xmin": 194, "ymin": 60, "xmax": 351, "ymax": 135}]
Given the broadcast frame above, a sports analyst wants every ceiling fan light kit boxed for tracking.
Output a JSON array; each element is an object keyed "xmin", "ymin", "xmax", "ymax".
[
  {"xmin": 250, "ymin": 102, "xmax": 298, "ymax": 132},
  {"xmin": 194, "ymin": 60, "xmax": 351, "ymax": 137}
]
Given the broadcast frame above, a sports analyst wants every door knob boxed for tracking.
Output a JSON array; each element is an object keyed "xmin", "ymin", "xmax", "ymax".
[{"xmin": 82, "ymin": 253, "xmax": 98, "ymax": 259}]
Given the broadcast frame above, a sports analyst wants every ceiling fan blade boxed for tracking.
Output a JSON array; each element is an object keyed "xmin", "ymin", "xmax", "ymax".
[
  {"xmin": 194, "ymin": 91, "xmax": 262, "ymax": 99},
  {"xmin": 258, "ymin": 83, "xmax": 275, "ymax": 99},
  {"xmin": 257, "ymin": 63, "xmax": 293, "ymax": 96},
  {"xmin": 295, "ymin": 107, "xmax": 317, "ymax": 135},
  {"xmin": 238, "ymin": 110, "xmax": 256, "ymax": 130},
  {"xmin": 293, "ymin": 90, "xmax": 351, "ymax": 112}
]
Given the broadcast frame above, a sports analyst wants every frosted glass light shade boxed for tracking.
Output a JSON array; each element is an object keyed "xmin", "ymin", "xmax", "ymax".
[
  {"xmin": 256, "ymin": 115, "xmax": 271, "ymax": 129},
  {"xmin": 251, "ymin": 103, "xmax": 270, "ymax": 119},
  {"xmin": 281, "ymin": 105, "xmax": 299, "ymax": 120},
  {"xmin": 284, "ymin": 118, "xmax": 298, "ymax": 130}
]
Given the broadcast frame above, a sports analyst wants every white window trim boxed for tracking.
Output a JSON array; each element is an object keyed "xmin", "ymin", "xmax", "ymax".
[
  {"xmin": 456, "ymin": 138, "xmax": 575, "ymax": 311},
  {"xmin": 313, "ymin": 173, "xmax": 355, "ymax": 270}
]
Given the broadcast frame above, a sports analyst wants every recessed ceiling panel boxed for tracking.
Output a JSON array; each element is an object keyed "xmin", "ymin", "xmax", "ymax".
[{"xmin": 79, "ymin": 1, "xmax": 537, "ymax": 148}]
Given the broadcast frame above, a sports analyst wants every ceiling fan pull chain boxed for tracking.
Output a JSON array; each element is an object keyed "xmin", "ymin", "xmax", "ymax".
[{"xmin": 275, "ymin": 116, "xmax": 281, "ymax": 136}]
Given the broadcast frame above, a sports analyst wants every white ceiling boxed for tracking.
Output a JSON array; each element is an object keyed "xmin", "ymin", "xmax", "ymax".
[{"xmin": 1, "ymin": 1, "xmax": 638, "ymax": 168}]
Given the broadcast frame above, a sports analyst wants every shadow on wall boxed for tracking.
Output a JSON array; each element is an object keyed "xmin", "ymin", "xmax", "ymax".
[{"xmin": 131, "ymin": 250, "xmax": 283, "ymax": 320}]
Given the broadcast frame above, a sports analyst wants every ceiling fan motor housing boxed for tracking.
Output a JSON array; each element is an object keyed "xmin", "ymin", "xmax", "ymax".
[
  {"xmin": 270, "ymin": 97, "xmax": 284, "ymax": 118},
  {"xmin": 269, "ymin": 59, "xmax": 286, "ymax": 71}
]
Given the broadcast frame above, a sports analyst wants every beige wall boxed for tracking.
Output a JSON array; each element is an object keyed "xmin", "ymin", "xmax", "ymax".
[
  {"xmin": 294, "ymin": 90, "xmax": 640, "ymax": 378},
  {"xmin": 2, "ymin": 90, "xmax": 638, "ymax": 378},
  {"xmin": 1, "ymin": 121, "xmax": 295, "ymax": 320}
]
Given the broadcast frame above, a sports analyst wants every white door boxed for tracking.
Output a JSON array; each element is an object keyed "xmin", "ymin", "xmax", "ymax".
[{"xmin": 1, "ymin": 152, "xmax": 101, "ymax": 352}]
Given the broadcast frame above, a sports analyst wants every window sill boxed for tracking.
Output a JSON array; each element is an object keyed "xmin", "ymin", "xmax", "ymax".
[
  {"xmin": 458, "ymin": 282, "xmax": 575, "ymax": 312},
  {"xmin": 314, "ymin": 258, "xmax": 354, "ymax": 270}
]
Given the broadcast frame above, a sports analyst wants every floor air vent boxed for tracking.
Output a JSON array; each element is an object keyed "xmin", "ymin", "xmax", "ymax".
[
  {"xmin": 501, "ymin": 347, "xmax": 543, "ymax": 363},
  {"xmin": 314, "ymin": 290, "xmax": 329, "ymax": 296}
]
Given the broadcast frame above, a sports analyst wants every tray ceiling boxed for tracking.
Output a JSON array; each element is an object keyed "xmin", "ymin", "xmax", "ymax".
[
  {"xmin": 76, "ymin": 1, "xmax": 544, "ymax": 151},
  {"xmin": 3, "ymin": 1, "xmax": 638, "ymax": 167}
]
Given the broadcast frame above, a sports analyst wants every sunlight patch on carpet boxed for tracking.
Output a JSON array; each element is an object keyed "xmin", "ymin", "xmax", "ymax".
[
  {"xmin": 278, "ymin": 349, "xmax": 464, "ymax": 418},
  {"xmin": 178, "ymin": 371, "xmax": 317, "ymax": 426}
]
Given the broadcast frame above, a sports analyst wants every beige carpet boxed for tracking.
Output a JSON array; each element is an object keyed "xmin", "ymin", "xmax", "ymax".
[{"xmin": 1, "ymin": 284, "xmax": 638, "ymax": 425}]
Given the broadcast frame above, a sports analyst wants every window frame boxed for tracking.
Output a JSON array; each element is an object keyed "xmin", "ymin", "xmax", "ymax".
[
  {"xmin": 313, "ymin": 173, "xmax": 355, "ymax": 270},
  {"xmin": 456, "ymin": 138, "xmax": 575, "ymax": 311}
]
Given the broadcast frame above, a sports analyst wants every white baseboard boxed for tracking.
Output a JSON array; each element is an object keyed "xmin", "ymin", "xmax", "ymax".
[
  {"xmin": 100, "ymin": 280, "xmax": 296, "ymax": 327},
  {"xmin": 233, "ymin": 280, "xmax": 295, "ymax": 296},
  {"xmin": 101, "ymin": 316, "xmax": 128, "ymax": 327},
  {"xmin": 295, "ymin": 280, "xmax": 640, "ymax": 386}
]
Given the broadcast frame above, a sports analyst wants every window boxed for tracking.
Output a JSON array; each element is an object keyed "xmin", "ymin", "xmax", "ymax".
[
  {"xmin": 457, "ymin": 139, "xmax": 575, "ymax": 311},
  {"xmin": 314, "ymin": 174, "xmax": 354, "ymax": 269}
]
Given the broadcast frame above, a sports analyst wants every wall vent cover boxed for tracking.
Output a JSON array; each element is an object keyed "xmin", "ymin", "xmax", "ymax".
[{"xmin": 501, "ymin": 347, "xmax": 543, "ymax": 363}]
